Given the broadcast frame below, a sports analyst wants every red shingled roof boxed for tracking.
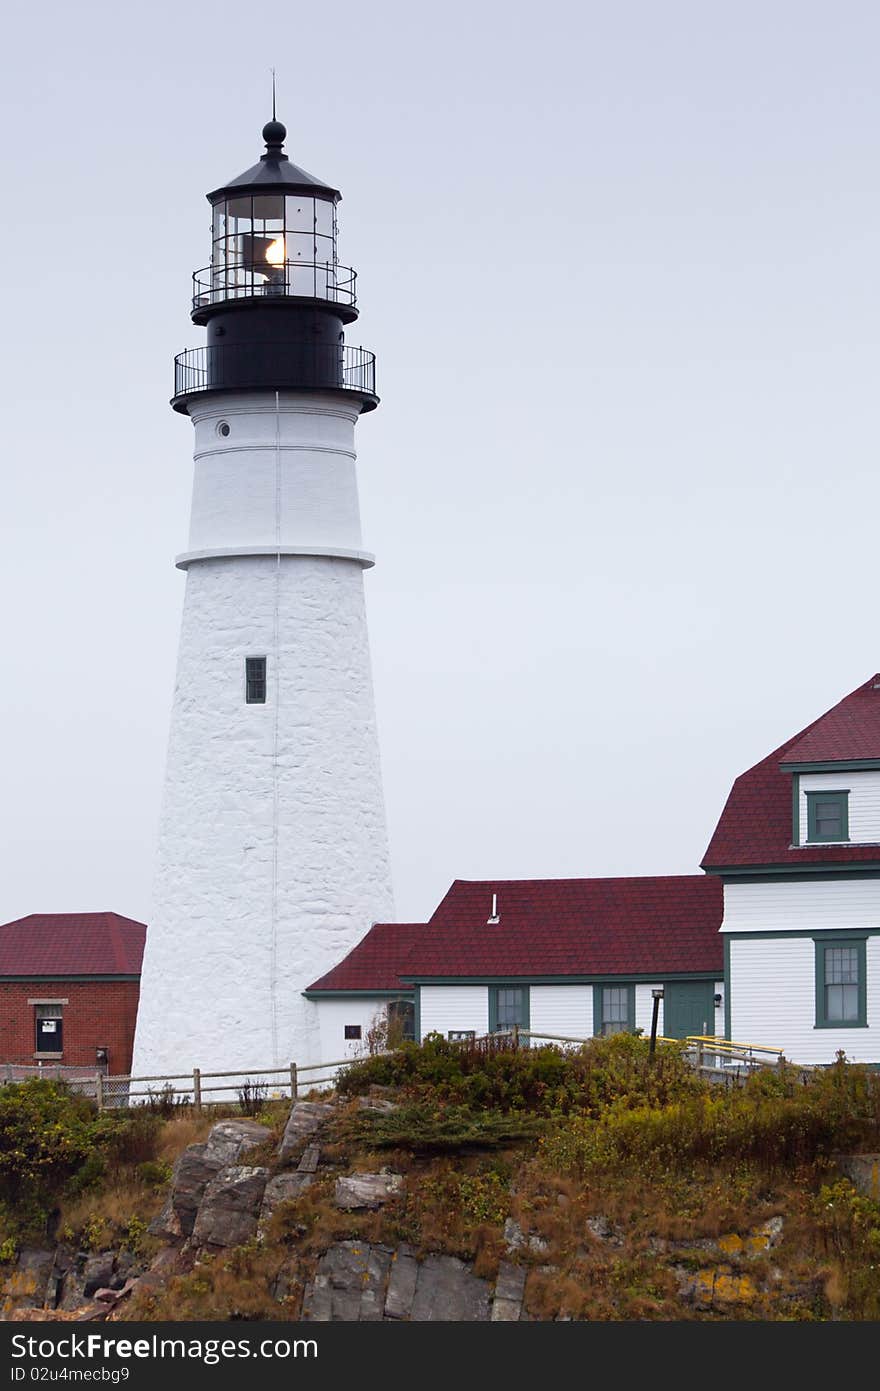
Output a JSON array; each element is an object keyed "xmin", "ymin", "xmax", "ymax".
[
  {"xmin": 0, "ymin": 914, "xmax": 146, "ymax": 977},
  {"xmin": 703, "ymin": 675, "xmax": 880, "ymax": 870},
  {"xmin": 306, "ymin": 924, "xmax": 428, "ymax": 992},
  {"xmin": 782, "ymin": 675, "xmax": 880, "ymax": 764},
  {"xmin": 307, "ymin": 878, "xmax": 723, "ymax": 990}
]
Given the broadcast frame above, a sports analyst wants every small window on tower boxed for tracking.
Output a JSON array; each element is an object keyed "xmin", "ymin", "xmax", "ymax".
[
  {"xmin": 344, "ymin": 1025, "xmax": 362, "ymax": 1040},
  {"xmin": 245, "ymin": 657, "xmax": 267, "ymax": 704}
]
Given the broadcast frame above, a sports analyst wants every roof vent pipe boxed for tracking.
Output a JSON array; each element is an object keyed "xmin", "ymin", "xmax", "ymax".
[{"xmin": 487, "ymin": 893, "xmax": 500, "ymax": 925}]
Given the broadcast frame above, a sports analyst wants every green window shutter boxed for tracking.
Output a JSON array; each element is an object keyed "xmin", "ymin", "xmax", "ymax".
[
  {"xmin": 488, "ymin": 987, "xmax": 497, "ymax": 1034},
  {"xmin": 806, "ymin": 790, "xmax": 849, "ymax": 843},
  {"xmin": 814, "ymin": 938, "xmax": 867, "ymax": 1027}
]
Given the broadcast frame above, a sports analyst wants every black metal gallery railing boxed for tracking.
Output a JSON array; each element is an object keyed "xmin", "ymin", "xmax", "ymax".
[
  {"xmin": 192, "ymin": 261, "xmax": 357, "ymax": 311},
  {"xmin": 172, "ymin": 342, "xmax": 377, "ymax": 402}
]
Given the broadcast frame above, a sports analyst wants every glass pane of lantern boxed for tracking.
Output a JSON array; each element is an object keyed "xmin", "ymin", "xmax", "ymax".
[
  {"xmin": 252, "ymin": 194, "xmax": 284, "ymax": 230},
  {"xmin": 286, "ymin": 196, "xmax": 314, "ymax": 234},
  {"xmin": 315, "ymin": 198, "xmax": 334, "ymax": 238},
  {"xmin": 226, "ymin": 195, "xmax": 252, "ymax": 230},
  {"xmin": 286, "ymin": 233, "xmax": 313, "ymax": 263},
  {"xmin": 314, "ymin": 233, "xmax": 334, "ymax": 266}
]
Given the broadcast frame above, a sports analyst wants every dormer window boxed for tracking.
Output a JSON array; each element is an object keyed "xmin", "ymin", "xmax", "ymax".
[{"xmin": 806, "ymin": 790, "xmax": 849, "ymax": 843}]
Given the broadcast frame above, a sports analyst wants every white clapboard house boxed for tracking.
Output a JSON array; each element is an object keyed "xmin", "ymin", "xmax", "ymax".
[{"xmin": 306, "ymin": 674, "xmax": 880, "ymax": 1066}]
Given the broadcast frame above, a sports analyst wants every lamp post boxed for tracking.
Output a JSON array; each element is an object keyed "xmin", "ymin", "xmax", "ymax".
[{"xmin": 649, "ymin": 988, "xmax": 664, "ymax": 1059}]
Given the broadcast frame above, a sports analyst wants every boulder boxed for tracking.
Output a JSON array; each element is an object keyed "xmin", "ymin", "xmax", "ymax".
[
  {"xmin": 202, "ymin": 1120, "xmax": 271, "ymax": 1166},
  {"xmin": 82, "ymin": 1252, "xmax": 115, "ymax": 1298},
  {"xmin": 297, "ymin": 1144, "xmax": 321, "ymax": 1174},
  {"xmin": 334, "ymin": 1170, "xmax": 404, "ymax": 1210},
  {"xmin": 302, "ymin": 1242, "xmax": 393, "ymax": 1322},
  {"xmin": 278, "ymin": 1101, "xmax": 336, "ymax": 1161},
  {"xmin": 154, "ymin": 1143, "xmax": 224, "ymax": 1238},
  {"xmin": 384, "ymin": 1247, "xmax": 419, "ymax": 1320},
  {"xmin": 409, "ymin": 1254, "xmax": 491, "ymax": 1322},
  {"xmin": 259, "ymin": 1172, "xmax": 314, "ymax": 1231},
  {"xmin": 191, "ymin": 1165, "xmax": 270, "ymax": 1248},
  {"xmin": 835, "ymin": 1153, "xmax": 880, "ymax": 1201}
]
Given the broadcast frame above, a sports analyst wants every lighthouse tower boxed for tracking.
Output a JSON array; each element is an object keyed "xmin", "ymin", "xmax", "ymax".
[{"xmin": 132, "ymin": 119, "xmax": 394, "ymax": 1075}]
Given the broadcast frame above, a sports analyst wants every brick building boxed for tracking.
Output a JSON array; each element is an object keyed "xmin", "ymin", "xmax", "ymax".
[{"xmin": 0, "ymin": 913, "xmax": 146, "ymax": 1076}]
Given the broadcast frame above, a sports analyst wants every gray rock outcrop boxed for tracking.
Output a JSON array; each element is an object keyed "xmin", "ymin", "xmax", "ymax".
[{"xmin": 191, "ymin": 1165, "xmax": 270, "ymax": 1249}]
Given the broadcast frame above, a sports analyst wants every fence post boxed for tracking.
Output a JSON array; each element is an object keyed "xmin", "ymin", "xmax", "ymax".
[
  {"xmin": 95, "ymin": 1072, "xmax": 104, "ymax": 1112},
  {"xmin": 512, "ymin": 1024, "xmax": 519, "ymax": 1051},
  {"xmin": 289, "ymin": 1063, "xmax": 298, "ymax": 1101},
  {"xmin": 193, "ymin": 1067, "xmax": 202, "ymax": 1112}
]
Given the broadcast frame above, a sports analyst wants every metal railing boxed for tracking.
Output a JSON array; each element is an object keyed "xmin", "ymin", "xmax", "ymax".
[
  {"xmin": 192, "ymin": 260, "xmax": 357, "ymax": 312},
  {"xmin": 173, "ymin": 342, "xmax": 377, "ymax": 402}
]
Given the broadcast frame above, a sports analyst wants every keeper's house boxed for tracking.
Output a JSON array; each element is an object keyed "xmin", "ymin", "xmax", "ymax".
[
  {"xmin": 0, "ymin": 913, "xmax": 145, "ymax": 1076},
  {"xmin": 305, "ymin": 877, "xmax": 725, "ymax": 1055},
  {"xmin": 704, "ymin": 673, "xmax": 880, "ymax": 1064},
  {"xmin": 308, "ymin": 673, "xmax": 880, "ymax": 1066}
]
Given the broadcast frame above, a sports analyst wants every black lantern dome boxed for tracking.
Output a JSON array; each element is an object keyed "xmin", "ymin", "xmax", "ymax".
[{"xmin": 172, "ymin": 120, "xmax": 377, "ymax": 413}]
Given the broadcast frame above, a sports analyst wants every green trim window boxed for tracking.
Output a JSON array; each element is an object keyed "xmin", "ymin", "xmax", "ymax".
[
  {"xmin": 806, "ymin": 790, "xmax": 849, "ymax": 843},
  {"xmin": 488, "ymin": 986, "xmax": 530, "ymax": 1034},
  {"xmin": 815, "ymin": 939, "xmax": 867, "ymax": 1028},
  {"xmin": 386, "ymin": 999, "xmax": 415, "ymax": 1042},
  {"xmin": 593, "ymin": 984, "xmax": 636, "ymax": 1036}
]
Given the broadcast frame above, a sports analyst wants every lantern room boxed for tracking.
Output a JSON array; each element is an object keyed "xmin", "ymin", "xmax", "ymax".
[
  {"xmin": 191, "ymin": 120, "xmax": 358, "ymax": 324},
  {"xmin": 172, "ymin": 118, "xmax": 377, "ymax": 414}
]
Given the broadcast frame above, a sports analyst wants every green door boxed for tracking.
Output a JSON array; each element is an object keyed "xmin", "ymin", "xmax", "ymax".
[{"xmin": 663, "ymin": 981, "xmax": 716, "ymax": 1040}]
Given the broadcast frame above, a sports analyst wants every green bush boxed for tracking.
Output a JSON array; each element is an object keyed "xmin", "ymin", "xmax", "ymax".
[
  {"xmin": 0, "ymin": 1080, "xmax": 97, "ymax": 1223},
  {"xmin": 337, "ymin": 1101, "xmax": 545, "ymax": 1152},
  {"xmin": 540, "ymin": 1062, "xmax": 880, "ymax": 1178},
  {"xmin": 0, "ymin": 1080, "xmax": 164, "ymax": 1233},
  {"xmin": 337, "ymin": 1031, "xmax": 702, "ymax": 1115}
]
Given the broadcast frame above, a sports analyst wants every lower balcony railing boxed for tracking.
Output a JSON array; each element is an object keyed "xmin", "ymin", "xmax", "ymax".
[{"xmin": 172, "ymin": 342, "xmax": 377, "ymax": 405}]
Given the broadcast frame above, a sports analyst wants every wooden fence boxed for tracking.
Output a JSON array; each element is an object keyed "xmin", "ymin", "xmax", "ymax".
[{"xmin": 1, "ymin": 1051, "xmax": 391, "ymax": 1111}]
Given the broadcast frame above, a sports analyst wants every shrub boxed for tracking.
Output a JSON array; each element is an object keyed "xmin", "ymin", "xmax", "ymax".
[
  {"xmin": 237, "ymin": 1079, "xmax": 269, "ymax": 1117},
  {"xmin": 337, "ymin": 1031, "xmax": 701, "ymax": 1115},
  {"xmin": 336, "ymin": 1101, "xmax": 545, "ymax": 1153},
  {"xmin": 0, "ymin": 1080, "xmax": 96, "ymax": 1225},
  {"xmin": 540, "ymin": 1063, "xmax": 880, "ymax": 1179}
]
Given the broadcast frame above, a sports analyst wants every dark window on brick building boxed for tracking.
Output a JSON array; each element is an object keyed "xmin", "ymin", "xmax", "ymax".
[{"xmin": 35, "ymin": 1005, "xmax": 63, "ymax": 1054}]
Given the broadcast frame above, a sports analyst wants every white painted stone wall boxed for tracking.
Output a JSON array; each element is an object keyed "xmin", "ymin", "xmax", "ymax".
[
  {"xmin": 181, "ymin": 393, "xmax": 370, "ymax": 565},
  {"xmin": 727, "ymin": 935, "xmax": 880, "ymax": 1064},
  {"xmin": 797, "ymin": 771, "xmax": 880, "ymax": 845},
  {"xmin": 418, "ymin": 986, "xmax": 489, "ymax": 1040},
  {"xmin": 133, "ymin": 389, "xmax": 393, "ymax": 1077},
  {"xmin": 722, "ymin": 877, "xmax": 880, "ymax": 933}
]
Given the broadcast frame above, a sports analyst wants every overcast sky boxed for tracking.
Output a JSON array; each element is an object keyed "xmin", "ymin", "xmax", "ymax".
[{"xmin": 1, "ymin": 1, "xmax": 878, "ymax": 927}]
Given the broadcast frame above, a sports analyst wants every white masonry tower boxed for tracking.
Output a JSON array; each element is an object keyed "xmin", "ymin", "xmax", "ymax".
[{"xmin": 132, "ymin": 117, "xmax": 394, "ymax": 1076}]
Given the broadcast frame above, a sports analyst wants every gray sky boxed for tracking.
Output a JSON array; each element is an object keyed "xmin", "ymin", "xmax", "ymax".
[{"xmin": 1, "ymin": 0, "xmax": 878, "ymax": 927}]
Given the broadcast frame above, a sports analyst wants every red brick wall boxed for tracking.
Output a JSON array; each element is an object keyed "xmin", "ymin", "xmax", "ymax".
[{"xmin": 0, "ymin": 980, "xmax": 141, "ymax": 1074}]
